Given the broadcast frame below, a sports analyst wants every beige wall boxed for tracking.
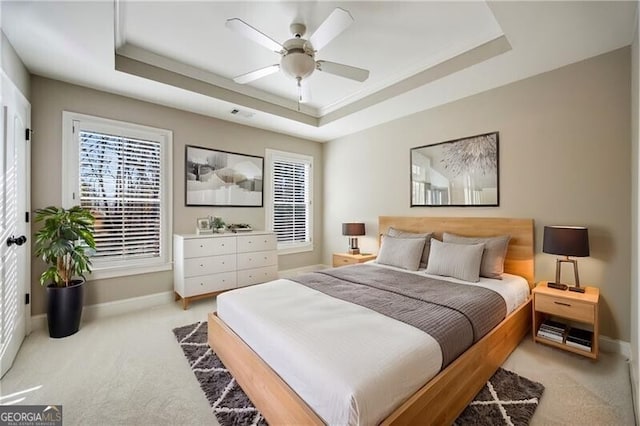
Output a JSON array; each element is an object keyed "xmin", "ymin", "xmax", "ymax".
[
  {"xmin": 1, "ymin": 31, "xmax": 30, "ymax": 100},
  {"xmin": 324, "ymin": 48, "xmax": 631, "ymax": 341},
  {"xmin": 30, "ymin": 76, "xmax": 323, "ymax": 315},
  {"xmin": 630, "ymin": 2, "xmax": 639, "ymax": 414}
]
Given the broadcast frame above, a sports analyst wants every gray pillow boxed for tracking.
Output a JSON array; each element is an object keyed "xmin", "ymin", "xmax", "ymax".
[
  {"xmin": 387, "ymin": 227, "xmax": 433, "ymax": 268},
  {"xmin": 425, "ymin": 239, "xmax": 485, "ymax": 282},
  {"xmin": 376, "ymin": 235, "xmax": 426, "ymax": 271},
  {"xmin": 442, "ymin": 232, "xmax": 511, "ymax": 279}
]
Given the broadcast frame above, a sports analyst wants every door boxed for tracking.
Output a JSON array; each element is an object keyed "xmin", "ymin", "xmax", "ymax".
[{"xmin": 0, "ymin": 72, "xmax": 31, "ymax": 378}]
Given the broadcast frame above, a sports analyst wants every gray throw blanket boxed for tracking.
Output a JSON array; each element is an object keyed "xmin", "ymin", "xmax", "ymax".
[{"xmin": 290, "ymin": 264, "xmax": 507, "ymax": 368}]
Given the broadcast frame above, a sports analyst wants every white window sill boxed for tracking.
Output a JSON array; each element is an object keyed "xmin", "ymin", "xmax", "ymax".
[
  {"xmin": 277, "ymin": 244, "xmax": 314, "ymax": 256},
  {"xmin": 87, "ymin": 262, "xmax": 172, "ymax": 281}
]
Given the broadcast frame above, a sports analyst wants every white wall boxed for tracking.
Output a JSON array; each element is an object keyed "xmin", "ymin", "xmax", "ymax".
[{"xmin": 324, "ymin": 48, "xmax": 631, "ymax": 342}]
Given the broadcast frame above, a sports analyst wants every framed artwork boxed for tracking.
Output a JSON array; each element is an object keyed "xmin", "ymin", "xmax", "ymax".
[
  {"xmin": 185, "ymin": 145, "xmax": 264, "ymax": 207},
  {"xmin": 410, "ymin": 132, "xmax": 499, "ymax": 207}
]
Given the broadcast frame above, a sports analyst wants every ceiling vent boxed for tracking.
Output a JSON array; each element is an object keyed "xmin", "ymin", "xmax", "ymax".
[{"xmin": 230, "ymin": 108, "xmax": 255, "ymax": 119}]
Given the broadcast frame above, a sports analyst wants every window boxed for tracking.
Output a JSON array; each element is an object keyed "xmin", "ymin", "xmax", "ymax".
[
  {"xmin": 62, "ymin": 112, "xmax": 172, "ymax": 279},
  {"xmin": 265, "ymin": 149, "xmax": 313, "ymax": 254}
]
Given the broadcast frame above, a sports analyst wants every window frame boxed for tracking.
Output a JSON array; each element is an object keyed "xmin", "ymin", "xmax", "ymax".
[
  {"xmin": 61, "ymin": 111, "xmax": 173, "ymax": 280},
  {"xmin": 265, "ymin": 149, "xmax": 313, "ymax": 255}
]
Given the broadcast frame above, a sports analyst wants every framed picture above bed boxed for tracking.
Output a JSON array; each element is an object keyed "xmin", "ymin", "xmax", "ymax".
[
  {"xmin": 410, "ymin": 132, "xmax": 499, "ymax": 207},
  {"xmin": 185, "ymin": 145, "xmax": 264, "ymax": 207}
]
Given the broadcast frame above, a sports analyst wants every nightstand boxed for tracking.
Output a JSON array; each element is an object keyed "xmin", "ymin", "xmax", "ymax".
[
  {"xmin": 532, "ymin": 281, "xmax": 600, "ymax": 359},
  {"xmin": 332, "ymin": 253, "xmax": 377, "ymax": 267}
]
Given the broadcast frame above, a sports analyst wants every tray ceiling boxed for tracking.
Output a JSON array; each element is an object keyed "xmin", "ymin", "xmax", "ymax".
[{"xmin": 2, "ymin": 1, "xmax": 636, "ymax": 141}]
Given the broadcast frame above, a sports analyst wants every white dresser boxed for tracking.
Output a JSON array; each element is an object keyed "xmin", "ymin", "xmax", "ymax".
[{"xmin": 173, "ymin": 231, "xmax": 278, "ymax": 309}]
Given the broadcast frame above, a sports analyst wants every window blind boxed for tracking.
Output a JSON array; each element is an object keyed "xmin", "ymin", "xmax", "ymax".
[
  {"xmin": 272, "ymin": 158, "xmax": 310, "ymax": 245},
  {"xmin": 78, "ymin": 130, "xmax": 162, "ymax": 261}
]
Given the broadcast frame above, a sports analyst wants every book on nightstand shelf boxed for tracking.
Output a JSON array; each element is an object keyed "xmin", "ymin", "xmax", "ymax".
[
  {"xmin": 565, "ymin": 327, "xmax": 593, "ymax": 351},
  {"xmin": 537, "ymin": 319, "xmax": 567, "ymax": 343}
]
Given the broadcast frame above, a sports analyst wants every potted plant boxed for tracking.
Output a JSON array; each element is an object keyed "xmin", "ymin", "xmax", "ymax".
[
  {"xmin": 211, "ymin": 216, "xmax": 226, "ymax": 233},
  {"xmin": 34, "ymin": 206, "xmax": 96, "ymax": 338}
]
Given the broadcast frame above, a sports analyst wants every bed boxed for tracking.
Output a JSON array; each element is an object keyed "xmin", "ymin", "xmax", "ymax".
[{"xmin": 208, "ymin": 216, "xmax": 534, "ymax": 425}]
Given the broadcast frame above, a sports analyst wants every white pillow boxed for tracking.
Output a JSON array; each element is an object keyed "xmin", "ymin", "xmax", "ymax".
[
  {"xmin": 387, "ymin": 227, "xmax": 433, "ymax": 268},
  {"xmin": 443, "ymin": 233, "xmax": 511, "ymax": 279},
  {"xmin": 376, "ymin": 235, "xmax": 426, "ymax": 271},
  {"xmin": 425, "ymin": 239, "xmax": 485, "ymax": 282}
]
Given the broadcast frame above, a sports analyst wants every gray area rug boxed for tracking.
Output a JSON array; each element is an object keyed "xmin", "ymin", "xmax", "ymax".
[{"xmin": 174, "ymin": 321, "xmax": 544, "ymax": 426}]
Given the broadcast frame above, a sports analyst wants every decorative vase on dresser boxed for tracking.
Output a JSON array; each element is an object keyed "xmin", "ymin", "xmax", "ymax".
[{"xmin": 173, "ymin": 231, "xmax": 278, "ymax": 309}]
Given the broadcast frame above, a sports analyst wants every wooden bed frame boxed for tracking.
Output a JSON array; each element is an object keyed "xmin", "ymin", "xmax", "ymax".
[{"xmin": 208, "ymin": 216, "xmax": 534, "ymax": 425}]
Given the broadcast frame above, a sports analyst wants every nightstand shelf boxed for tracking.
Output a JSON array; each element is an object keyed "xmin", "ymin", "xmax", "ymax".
[
  {"xmin": 532, "ymin": 281, "xmax": 600, "ymax": 359},
  {"xmin": 332, "ymin": 253, "xmax": 377, "ymax": 267}
]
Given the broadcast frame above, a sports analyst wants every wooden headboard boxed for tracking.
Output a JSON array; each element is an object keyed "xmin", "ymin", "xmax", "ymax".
[{"xmin": 378, "ymin": 216, "xmax": 535, "ymax": 287}]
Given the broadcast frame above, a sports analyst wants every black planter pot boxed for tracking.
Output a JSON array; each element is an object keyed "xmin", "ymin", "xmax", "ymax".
[{"xmin": 46, "ymin": 280, "xmax": 84, "ymax": 338}]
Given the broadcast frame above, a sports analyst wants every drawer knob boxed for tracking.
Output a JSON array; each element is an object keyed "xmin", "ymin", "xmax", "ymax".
[
  {"xmin": 200, "ymin": 264, "xmax": 204, "ymax": 267},
  {"xmin": 222, "ymin": 261, "xmax": 225, "ymax": 264},
  {"xmin": 200, "ymin": 245, "xmax": 203, "ymax": 248},
  {"xmin": 200, "ymin": 282, "xmax": 203, "ymax": 286},
  {"xmin": 554, "ymin": 301, "xmax": 571, "ymax": 307}
]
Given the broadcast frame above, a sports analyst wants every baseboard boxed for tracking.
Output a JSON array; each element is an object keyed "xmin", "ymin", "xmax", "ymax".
[
  {"xmin": 630, "ymin": 361, "xmax": 639, "ymax": 425},
  {"xmin": 599, "ymin": 335, "xmax": 631, "ymax": 358},
  {"xmin": 278, "ymin": 264, "xmax": 330, "ymax": 279},
  {"xmin": 30, "ymin": 291, "xmax": 175, "ymax": 331}
]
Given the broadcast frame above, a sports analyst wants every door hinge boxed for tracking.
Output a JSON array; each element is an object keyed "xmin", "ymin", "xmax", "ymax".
[
  {"xmin": 25, "ymin": 294, "xmax": 30, "ymax": 305},
  {"xmin": 25, "ymin": 211, "xmax": 29, "ymax": 223},
  {"xmin": 25, "ymin": 128, "xmax": 32, "ymax": 141}
]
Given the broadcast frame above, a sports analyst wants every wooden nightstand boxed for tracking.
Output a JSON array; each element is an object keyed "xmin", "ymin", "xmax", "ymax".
[
  {"xmin": 532, "ymin": 281, "xmax": 600, "ymax": 359},
  {"xmin": 332, "ymin": 253, "xmax": 377, "ymax": 267}
]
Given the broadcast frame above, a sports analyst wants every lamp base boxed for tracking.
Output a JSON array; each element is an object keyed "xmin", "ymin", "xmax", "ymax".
[
  {"xmin": 348, "ymin": 248, "xmax": 360, "ymax": 255},
  {"xmin": 568, "ymin": 286, "xmax": 586, "ymax": 293},
  {"xmin": 547, "ymin": 282, "xmax": 568, "ymax": 291}
]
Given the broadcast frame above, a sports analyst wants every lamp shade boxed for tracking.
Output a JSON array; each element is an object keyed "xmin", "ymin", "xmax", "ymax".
[
  {"xmin": 342, "ymin": 223, "xmax": 365, "ymax": 236},
  {"xmin": 543, "ymin": 226, "xmax": 590, "ymax": 257}
]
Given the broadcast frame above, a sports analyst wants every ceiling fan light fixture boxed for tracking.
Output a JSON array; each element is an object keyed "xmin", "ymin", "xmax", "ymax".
[
  {"xmin": 280, "ymin": 38, "xmax": 316, "ymax": 80},
  {"xmin": 281, "ymin": 52, "xmax": 315, "ymax": 80}
]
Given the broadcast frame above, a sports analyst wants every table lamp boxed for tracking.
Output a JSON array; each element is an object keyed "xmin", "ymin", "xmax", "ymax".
[
  {"xmin": 342, "ymin": 223, "xmax": 365, "ymax": 255},
  {"xmin": 543, "ymin": 226, "xmax": 590, "ymax": 293}
]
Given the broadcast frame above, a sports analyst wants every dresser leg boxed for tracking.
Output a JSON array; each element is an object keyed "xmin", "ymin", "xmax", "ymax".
[{"xmin": 182, "ymin": 297, "xmax": 189, "ymax": 310}]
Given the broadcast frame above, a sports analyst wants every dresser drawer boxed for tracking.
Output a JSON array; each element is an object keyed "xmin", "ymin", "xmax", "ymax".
[
  {"xmin": 182, "ymin": 272, "xmax": 237, "ymax": 297},
  {"xmin": 183, "ymin": 254, "xmax": 236, "ymax": 277},
  {"xmin": 535, "ymin": 293, "xmax": 595, "ymax": 323},
  {"xmin": 237, "ymin": 251, "xmax": 277, "ymax": 270},
  {"xmin": 237, "ymin": 234, "xmax": 277, "ymax": 253},
  {"xmin": 183, "ymin": 237, "xmax": 236, "ymax": 258},
  {"xmin": 237, "ymin": 265, "xmax": 278, "ymax": 287}
]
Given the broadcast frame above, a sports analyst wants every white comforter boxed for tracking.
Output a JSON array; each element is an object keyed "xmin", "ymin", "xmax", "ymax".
[{"xmin": 217, "ymin": 265, "xmax": 529, "ymax": 426}]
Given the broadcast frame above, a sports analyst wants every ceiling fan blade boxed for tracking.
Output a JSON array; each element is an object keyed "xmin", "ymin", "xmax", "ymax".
[
  {"xmin": 316, "ymin": 60, "xmax": 369, "ymax": 82},
  {"xmin": 309, "ymin": 8, "xmax": 353, "ymax": 51},
  {"xmin": 233, "ymin": 64, "xmax": 280, "ymax": 84},
  {"xmin": 226, "ymin": 18, "xmax": 284, "ymax": 53}
]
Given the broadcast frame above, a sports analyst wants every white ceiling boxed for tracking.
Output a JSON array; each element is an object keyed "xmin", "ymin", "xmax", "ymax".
[{"xmin": 2, "ymin": 1, "xmax": 637, "ymax": 142}]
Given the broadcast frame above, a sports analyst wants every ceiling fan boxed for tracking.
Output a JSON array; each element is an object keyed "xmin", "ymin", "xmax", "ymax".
[{"xmin": 226, "ymin": 8, "xmax": 370, "ymax": 103}]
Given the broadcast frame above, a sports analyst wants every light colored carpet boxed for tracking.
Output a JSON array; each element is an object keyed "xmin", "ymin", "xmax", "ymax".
[{"xmin": 1, "ymin": 298, "xmax": 635, "ymax": 426}]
